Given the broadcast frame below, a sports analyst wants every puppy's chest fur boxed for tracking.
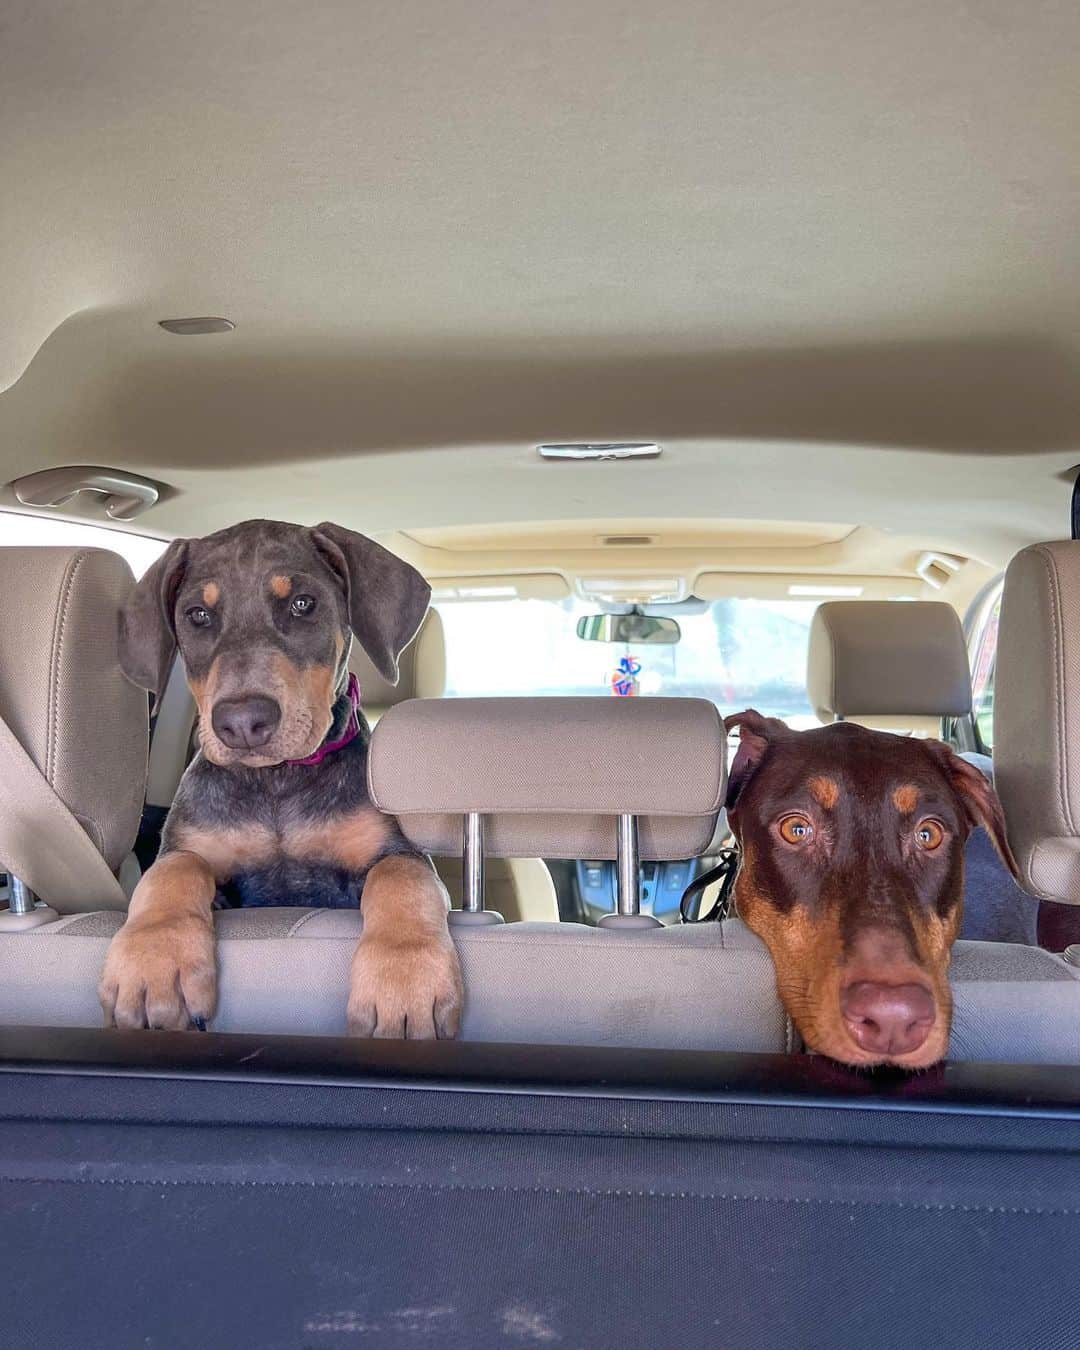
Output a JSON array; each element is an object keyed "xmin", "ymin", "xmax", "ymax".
[{"xmin": 162, "ymin": 721, "xmax": 408, "ymax": 910}]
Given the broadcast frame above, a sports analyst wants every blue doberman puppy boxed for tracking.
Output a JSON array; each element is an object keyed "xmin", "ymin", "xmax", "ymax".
[{"xmin": 99, "ymin": 519, "xmax": 462, "ymax": 1039}]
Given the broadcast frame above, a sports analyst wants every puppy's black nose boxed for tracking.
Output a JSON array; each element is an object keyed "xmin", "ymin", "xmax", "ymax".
[{"xmin": 211, "ymin": 696, "xmax": 281, "ymax": 750}]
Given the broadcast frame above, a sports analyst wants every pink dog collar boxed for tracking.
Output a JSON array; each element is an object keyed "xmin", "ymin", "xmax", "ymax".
[{"xmin": 287, "ymin": 673, "xmax": 361, "ymax": 767}]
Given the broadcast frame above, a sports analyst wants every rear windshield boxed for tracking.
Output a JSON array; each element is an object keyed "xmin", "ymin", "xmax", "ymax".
[{"xmin": 437, "ymin": 596, "xmax": 821, "ymax": 727}]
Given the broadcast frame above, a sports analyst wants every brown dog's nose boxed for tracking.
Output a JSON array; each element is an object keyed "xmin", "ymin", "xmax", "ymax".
[
  {"xmin": 841, "ymin": 981, "xmax": 936, "ymax": 1058},
  {"xmin": 211, "ymin": 696, "xmax": 281, "ymax": 750}
]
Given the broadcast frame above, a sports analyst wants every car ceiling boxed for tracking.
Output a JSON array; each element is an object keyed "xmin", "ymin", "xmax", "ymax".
[{"xmin": 1, "ymin": 0, "xmax": 1079, "ymax": 567}]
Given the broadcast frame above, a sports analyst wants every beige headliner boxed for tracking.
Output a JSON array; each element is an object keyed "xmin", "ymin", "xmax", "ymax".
[{"xmin": 1, "ymin": 1, "xmax": 1079, "ymax": 572}]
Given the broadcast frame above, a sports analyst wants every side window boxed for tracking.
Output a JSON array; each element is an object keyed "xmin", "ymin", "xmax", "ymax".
[
  {"xmin": 0, "ymin": 510, "xmax": 166, "ymax": 578},
  {"xmin": 968, "ymin": 582, "xmax": 1002, "ymax": 752}
]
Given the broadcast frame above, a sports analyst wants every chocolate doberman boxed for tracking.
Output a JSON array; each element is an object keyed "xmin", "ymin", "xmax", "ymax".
[
  {"xmin": 724, "ymin": 710, "xmax": 1019, "ymax": 1069},
  {"xmin": 99, "ymin": 519, "xmax": 463, "ymax": 1038}
]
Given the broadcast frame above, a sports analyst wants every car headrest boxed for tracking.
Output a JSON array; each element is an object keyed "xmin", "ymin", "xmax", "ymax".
[
  {"xmin": 368, "ymin": 696, "xmax": 726, "ymax": 859},
  {"xmin": 806, "ymin": 600, "xmax": 972, "ymax": 725},
  {"xmin": 349, "ymin": 608, "xmax": 445, "ymax": 714},
  {"xmin": 994, "ymin": 541, "xmax": 1080, "ymax": 903},
  {"xmin": 0, "ymin": 546, "xmax": 148, "ymax": 871}
]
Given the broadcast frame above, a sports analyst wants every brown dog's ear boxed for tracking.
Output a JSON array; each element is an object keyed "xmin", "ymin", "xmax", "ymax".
[
  {"xmin": 118, "ymin": 539, "xmax": 189, "ymax": 707},
  {"xmin": 724, "ymin": 709, "xmax": 787, "ymax": 810},
  {"xmin": 925, "ymin": 741, "xmax": 1021, "ymax": 882},
  {"xmin": 310, "ymin": 523, "xmax": 431, "ymax": 684}
]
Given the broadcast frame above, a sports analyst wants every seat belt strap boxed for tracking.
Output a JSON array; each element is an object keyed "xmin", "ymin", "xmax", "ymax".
[{"xmin": 0, "ymin": 712, "xmax": 129, "ymax": 911}]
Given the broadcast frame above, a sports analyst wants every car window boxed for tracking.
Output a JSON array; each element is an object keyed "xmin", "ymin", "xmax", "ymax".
[
  {"xmin": 437, "ymin": 595, "xmax": 824, "ymax": 727},
  {"xmin": 969, "ymin": 583, "xmax": 1003, "ymax": 751},
  {"xmin": 0, "ymin": 511, "xmax": 167, "ymax": 578}
]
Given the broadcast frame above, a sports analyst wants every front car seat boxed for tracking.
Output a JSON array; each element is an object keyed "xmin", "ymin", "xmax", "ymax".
[
  {"xmin": 0, "ymin": 546, "xmax": 147, "ymax": 917},
  {"xmin": 806, "ymin": 598, "xmax": 1038, "ymax": 945}
]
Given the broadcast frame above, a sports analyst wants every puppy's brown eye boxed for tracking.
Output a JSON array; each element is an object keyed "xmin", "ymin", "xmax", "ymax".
[
  {"xmin": 186, "ymin": 606, "xmax": 212, "ymax": 628},
  {"xmin": 778, "ymin": 814, "xmax": 813, "ymax": 845},
  {"xmin": 915, "ymin": 819, "xmax": 945, "ymax": 851},
  {"xmin": 290, "ymin": 594, "xmax": 316, "ymax": 617}
]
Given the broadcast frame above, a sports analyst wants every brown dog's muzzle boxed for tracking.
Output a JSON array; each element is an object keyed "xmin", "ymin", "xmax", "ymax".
[
  {"xmin": 835, "ymin": 924, "xmax": 948, "ymax": 1063},
  {"xmin": 840, "ymin": 980, "xmax": 936, "ymax": 1058},
  {"xmin": 739, "ymin": 883, "xmax": 954, "ymax": 1070}
]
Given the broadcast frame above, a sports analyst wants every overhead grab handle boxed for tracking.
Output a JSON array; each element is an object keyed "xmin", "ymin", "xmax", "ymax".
[{"xmin": 12, "ymin": 465, "xmax": 164, "ymax": 521}]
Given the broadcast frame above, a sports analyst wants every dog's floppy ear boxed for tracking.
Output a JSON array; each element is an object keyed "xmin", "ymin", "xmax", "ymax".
[
  {"xmin": 925, "ymin": 740, "xmax": 1021, "ymax": 882},
  {"xmin": 724, "ymin": 709, "xmax": 787, "ymax": 810},
  {"xmin": 118, "ymin": 539, "xmax": 189, "ymax": 707},
  {"xmin": 310, "ymin": 523, "xmax": 431, "ymax": 684}
]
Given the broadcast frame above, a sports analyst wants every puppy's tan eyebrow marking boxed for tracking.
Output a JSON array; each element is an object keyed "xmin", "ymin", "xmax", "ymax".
[
  {"xmin": 201, "ymin": 582, "xmax": 220, "ymax": 607},
  {"xmin": 893, "ymin": 784, "xmax": 920, "ymax": 814},
  {"xmin": 270, "ymin": 574, "xmax": 293, "ymax": 599},
  {"xmin": 808, "ymin": 775, "xmax": 839, "ymax": 809}
]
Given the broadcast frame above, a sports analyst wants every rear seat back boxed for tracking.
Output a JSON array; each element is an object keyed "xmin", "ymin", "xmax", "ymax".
[{"xmin": 0, "ymin": 546, "xmax": 147, "ymax": 911}]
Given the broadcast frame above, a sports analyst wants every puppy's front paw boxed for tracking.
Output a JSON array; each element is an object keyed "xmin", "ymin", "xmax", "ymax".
[
  {"xmin": 347, "ymin": 932, "xmax": 463, "ymax": 1040},
  {"xmin": 99, "ymin": 913, "xmax": 217, "ymax": 1031}
]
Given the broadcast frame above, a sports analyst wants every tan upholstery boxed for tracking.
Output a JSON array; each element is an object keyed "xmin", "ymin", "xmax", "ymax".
[
  {"xmin": 0, "ymin": 547, "xmax": 147, "ymax": 879},
  {"xmin": 4, "ymin": 909, "xmax": 1079, "ymax": 1062},
  {"xmin": 807, "ymin": 600, "xmax": 971, "ymax": 724},
  {"xmin": 0, "ymin": 909, "xmax": 792, "ymax": 1053},
  {"xmin": 351, "ymin": 609, "xmax": 445, "ymax": 717},
  {"xmin": 995, "ymin": 542, "xmax": 1080, "ymax": 903},
  {"xmin": 369, "ymin": 696, "xmax": 726, "ymax": 859}
]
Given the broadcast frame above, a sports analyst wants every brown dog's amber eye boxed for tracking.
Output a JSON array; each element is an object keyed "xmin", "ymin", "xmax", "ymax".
[
  {"xmin": 290, "ymin": 594, "xmax": 316, "ymax": 617},
  {"xmin": 915, "ymin": 819, "xmax": 945, "ymax": 851},
  {"xmin": 186, "ymin": 606, "xmax": 212, "ymax": 628},
  {"xmin": 778, "ymin": 814, "xmax": 813, "ymax": 845}
]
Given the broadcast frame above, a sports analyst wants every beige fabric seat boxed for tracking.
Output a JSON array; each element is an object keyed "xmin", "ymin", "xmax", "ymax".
[
  {"xmin": 4, "ymin": 904, "xmax": 1077, "ymax": 1063},
  {"xmin": 996, "ymin": 542, "xmax": 1080, "ymax": 909},
  {"xmin": 0, "ymin": 546, "xmax": 147, "ymax": 914},
  {"xmin": 1, "ymin": 907, "xmax": 791, "ymax": 1052},
  {"xmin": 807, "ymin": 598, "xmax": 971, "ymax": 735}
]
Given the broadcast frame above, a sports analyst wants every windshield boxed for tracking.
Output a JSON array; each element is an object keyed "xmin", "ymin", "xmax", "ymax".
[{"xmin": 437, "ymin": 595, "xmax": 820, "ymax": 728}]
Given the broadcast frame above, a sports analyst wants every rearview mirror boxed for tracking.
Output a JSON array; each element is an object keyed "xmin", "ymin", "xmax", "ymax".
[{"xmin": 575, "ymin": 613, "xmax": 681, "ymax": 644}]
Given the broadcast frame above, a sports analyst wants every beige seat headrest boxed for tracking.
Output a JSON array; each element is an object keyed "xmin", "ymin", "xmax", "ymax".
[
  {"xmin": 995, "ymin": 541, "xmax": 1080, "ymax": 903},
  {"xmin": 369, "ymin": 696, "xmax": 726, "ymax": 860},
  {"xmin": 350, "ymin": 608, "xmax": 445, "ymax": 712},
  {"xmin": 807, "ymin": 600, "xmax": 972, "ymax": 724},
  {"xmin": 0, "ymin": 546, "xmax": 148, "ymax": 871}
]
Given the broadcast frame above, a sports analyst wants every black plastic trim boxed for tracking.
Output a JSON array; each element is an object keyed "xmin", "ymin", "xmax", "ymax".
[{"xmin": 2, "ymin": 1025, "xmax": 1080, "ymax": 1118}]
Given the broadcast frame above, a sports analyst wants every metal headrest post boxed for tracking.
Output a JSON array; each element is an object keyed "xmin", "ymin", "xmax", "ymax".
[
  {"xmin": 448, "ymin": 811, "xmax": 503, "ymax": 927},
  {"xmin": 0, "ymin": 875, "xmax": 58, "ymax": 931},
  {"xmin": 598, "ymin": 813, "xmax": 662, "ymax": 929}
]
